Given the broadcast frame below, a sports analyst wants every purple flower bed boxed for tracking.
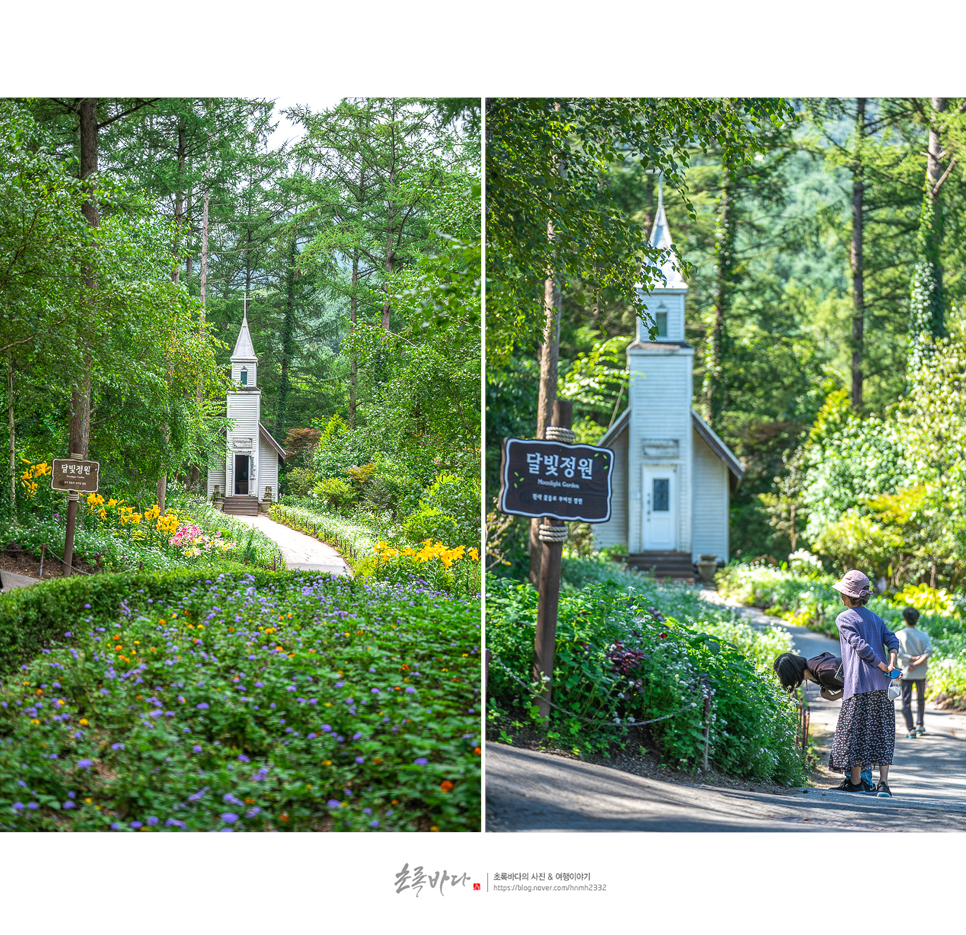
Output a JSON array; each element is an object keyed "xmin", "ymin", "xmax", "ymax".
[{"xmin": 0, "ymin": 571, "xmax": 481, "ymax": 831}]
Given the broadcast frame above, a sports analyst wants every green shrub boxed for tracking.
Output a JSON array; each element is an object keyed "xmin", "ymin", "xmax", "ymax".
[
  {"xmin": 0, "ymin": 565, "xmax": 272, "ymax": 676},
  {"xmin": 487, "ymin": 558, "xmax": 806, "ymax": 784},
  {"xmin": 312, "ymin": 478, "xmax": 358, "ymax": 512},
  {"xmin": 313, "ymin": 415, "xmax": 371, "ymax": 479},
  {"xmin": 402, "ymin": 472, "xmax": 479, "ymax": 549},
  {"xmin": 285, "ymin": 467, "xmax": 317, "ymax": 499},
  {"xmin": 811, "ymin": 511, "xmax": 903, "ymax": 579},
  {"xmin": 362, "ymin": 464, "xmax": 423, "ymax": 519},
  {"xmin": 403, "ymin": 506, "xmax": 461, "ymax": 546}
]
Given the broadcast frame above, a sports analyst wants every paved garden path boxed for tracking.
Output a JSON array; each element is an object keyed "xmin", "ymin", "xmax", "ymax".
[
  {"xmin": 230, "ymin": 513, "xmax": 351, "ymax": 577},
  {"xmin": 486, "ymin": 589, "xmax": 966, "ymax": 832},
  {"xmin": 0, "ymin": 570, "xmax": 40, "ymax": 592}
]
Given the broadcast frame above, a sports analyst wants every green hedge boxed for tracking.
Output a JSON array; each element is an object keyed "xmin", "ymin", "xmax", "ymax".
[{"xmin": 0, "ymin": 566, "xmax": 300, "ymax": 677}]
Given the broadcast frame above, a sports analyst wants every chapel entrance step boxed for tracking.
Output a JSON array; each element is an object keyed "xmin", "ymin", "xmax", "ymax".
[
  {"xmin": 222, "ymin": 496, "xmax": 260, "ymax": 515},
  {"xmin": 626, "ymin": 551, "xmax": 696, "ymax": 581}
]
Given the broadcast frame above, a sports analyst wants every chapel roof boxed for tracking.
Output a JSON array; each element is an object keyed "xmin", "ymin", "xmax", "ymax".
[
  {"xmin": 231, "ymin": 307, "xmax": 257, "ymax": 360},
  {"xmin": 597, "ymin": 406, "xmax": 744, "ymax": 485},
  {"xmin": 643, "ymin": 180, "xmax": 687, "ymax": 290}
]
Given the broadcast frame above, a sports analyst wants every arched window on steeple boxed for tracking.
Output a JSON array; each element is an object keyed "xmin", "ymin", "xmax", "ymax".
[{"xmin": 240, "ymin": 366, "xmax": 248, "ymax": 386}]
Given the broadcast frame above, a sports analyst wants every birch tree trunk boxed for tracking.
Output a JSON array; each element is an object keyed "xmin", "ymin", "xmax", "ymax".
[
  {"xmin": 275, "ymin": 230, "xmax": 298, "ymax": 438},
  {"xmin": 69, "ymin": 98, "xmax": 98, "ymax": 464},
  {"xmin": 850, "ymin": 98, "xmax": 866, "ymax": 410},
  {"xmin": 7, "ymin": 354, "xmax": 15, "ymax": 523},
  {"xmin": 350, "ymin": 251, "xmax": 359, "ymax": 429},
  {"xmin": 185, "ymin": 185, "xmax": 210, "ymax": 498}
]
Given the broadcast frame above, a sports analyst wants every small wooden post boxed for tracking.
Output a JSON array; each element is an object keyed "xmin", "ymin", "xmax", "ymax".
[
  {"xmin": 61, "ymin": 451, "xmax": 83, "ymax": 577},
  {"xmin": 533, "ymin": 400, "xmax": 572, "ymax": 727},
  {"xmin": 39, "ymin": 543, "xmax": 46, "ymax": 580},
  {"xmin": 702, "ymin": 674, "xmax": 712, "ymax": 772}
]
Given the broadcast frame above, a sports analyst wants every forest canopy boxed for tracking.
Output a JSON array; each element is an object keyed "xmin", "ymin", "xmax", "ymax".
[{"xmin": 1, "ymin": 97, "xmax": 480, "ymax": 535}]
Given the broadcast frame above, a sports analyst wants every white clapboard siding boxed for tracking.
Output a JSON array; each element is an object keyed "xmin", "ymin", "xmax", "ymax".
[
  {"xmin": 206, "ymin": 467, "xmax": 227, "ymax": 498},
  {"xmin": 258, "ymin": 434, "xmax": 280, "ymax": 501},
  {"xmin": 227, "ymin": 391, "xmax": 259, "ymax": 435},
  {"xmin": 592, "ymin": 423, "xmax": 629, "ymax": 550},
  {"xmin": 231, "ymin": 362, "xmax": 257, "ymax": 387},
  {"xmin": 627, "ymin": 350, "xmax": 693, "ymax": 553},
  {"xmin": 691, "ymin": 428, "xmax": 729, "ymax": 561},
  {"xmin": 637, "ymin": 291, "xmax": 686, "ymax": 343}
]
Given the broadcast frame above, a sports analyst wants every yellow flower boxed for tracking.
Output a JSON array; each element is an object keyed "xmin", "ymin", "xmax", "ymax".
[
  {"xmin": 469, "ymin": 548, "xmax": 479, "ymax": 562},
  {"xmin": 79, "ymin": 718, "xmax": 89, "ymax": 726}
]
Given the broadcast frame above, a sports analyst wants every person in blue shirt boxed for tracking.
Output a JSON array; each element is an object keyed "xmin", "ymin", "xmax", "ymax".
[{"xmin": 827, "ymin": 570, "xmax": 901, "ymax": 797}]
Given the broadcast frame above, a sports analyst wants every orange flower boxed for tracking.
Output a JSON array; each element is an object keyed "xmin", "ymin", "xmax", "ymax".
[
  {"xmin": 440, "ymin": 780, "xmax": 454, "ymax": 793},
  {"xmin": 474, "ymin": 747, "xmax": 481, "ymax": 755}
]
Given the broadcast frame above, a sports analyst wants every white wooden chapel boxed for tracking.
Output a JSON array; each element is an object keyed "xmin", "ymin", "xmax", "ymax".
[
  {"xmin": 206, "ymin": 306, "xmax": 286, "ymax": 512},
  {"xmin": 592, "ymin": 187, "xmax": 744, "ymax": 576}
]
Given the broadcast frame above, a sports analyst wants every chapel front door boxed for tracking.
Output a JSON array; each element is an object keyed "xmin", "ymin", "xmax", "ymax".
[
  {"xmin": 234, "ymin": 454, "xmax": 250, "ymax": 495},
  {"xmin": 642, "ymin": 465, "xmax": 676, "ymax": 550}
]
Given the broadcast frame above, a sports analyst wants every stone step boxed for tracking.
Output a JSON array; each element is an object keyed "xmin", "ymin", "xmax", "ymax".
[
  {"xmin": 626, "ymin": 551, "xmax": 696, "ymax": 580},
  {"xmin": 222, "ymin": 496, "xmax": 259, "ymax": 515}
]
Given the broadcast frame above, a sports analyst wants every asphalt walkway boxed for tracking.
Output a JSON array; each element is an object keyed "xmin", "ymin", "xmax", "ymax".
[
  {"xmin": 0, "ymin": 570, "xmax": 40, "ymax": 592},
  {"xmin": 486, "ymin": 589, "xmax": 966, "ymax": 832}
]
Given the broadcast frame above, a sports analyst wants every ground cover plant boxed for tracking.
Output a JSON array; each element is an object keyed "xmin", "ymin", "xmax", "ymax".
[
  {"xmin": 717, "ymin": 560, "xmax": 966, "ymax": 707},
  {"xmin": 0, "ymin": 569, "xmax": 481, "ymax": 831},
  {"xmin": 486, "ymin": 556, "xmax": 804, "ymax": 784}
]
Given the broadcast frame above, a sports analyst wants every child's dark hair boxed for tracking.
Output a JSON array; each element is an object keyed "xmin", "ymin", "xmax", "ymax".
[
  {"xmin": 773, "ymin": 653, "xmax": 808, "ymax": 691},
  {"xmin": 902, "ymin": 606, "xmax": 920, "ymax": 625}
]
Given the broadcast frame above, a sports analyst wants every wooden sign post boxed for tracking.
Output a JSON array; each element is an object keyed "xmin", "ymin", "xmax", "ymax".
[
  {"xmin": 51, "ymin": 455, "xmax": 100, "ymax": 576},
  {"xmin": 498, "ymin": 401, "xmax": 615, "ymax": 727}
]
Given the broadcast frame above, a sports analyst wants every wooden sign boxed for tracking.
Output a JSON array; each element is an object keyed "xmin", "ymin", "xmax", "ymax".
[
  {"xmin": 50, "ymin": 458, "xmax": 100, "ymax": 493},
  {"xmin": 499, "ymin": 438, "xmax": 614, "ymax": 523}
]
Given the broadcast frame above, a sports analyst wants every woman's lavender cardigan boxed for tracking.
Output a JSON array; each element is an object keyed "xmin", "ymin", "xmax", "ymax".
[{"xmin": 836, "ymin": 605, "xmax": 901, "ymax": 702}]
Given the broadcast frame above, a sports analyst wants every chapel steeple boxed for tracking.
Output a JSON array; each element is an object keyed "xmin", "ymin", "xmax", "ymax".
[
  {"xmin": 647, "ymin": 178, "xmax": 687, "ymax": 290},
  {"xmin": 230, "ymin": 302, "xmax": 258, "ymax": 387},
  {"xmin": 637, "ymin": 177, "xmax": 687, "ymax": 343}
]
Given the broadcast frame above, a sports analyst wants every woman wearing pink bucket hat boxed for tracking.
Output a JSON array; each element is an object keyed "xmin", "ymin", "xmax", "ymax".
[{"xmin": 828, "ymin": 569, "xmax": 901, "ymax": 796}]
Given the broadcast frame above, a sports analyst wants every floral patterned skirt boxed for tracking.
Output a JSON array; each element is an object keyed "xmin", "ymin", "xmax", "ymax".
[{"xmin": 828, "ymin": 689, "xmax": 896, "ymax": 773}]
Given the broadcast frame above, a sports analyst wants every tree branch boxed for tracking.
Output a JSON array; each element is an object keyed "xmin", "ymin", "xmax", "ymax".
[{"xmin": 931, "ymin": 156, "xmax": 958, "ymax": 196}]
